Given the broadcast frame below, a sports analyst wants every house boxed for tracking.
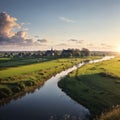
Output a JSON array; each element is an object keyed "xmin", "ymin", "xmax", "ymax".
[{"xmin": 45, "ymin": 48, "xmax": 55, "ymax": 57}]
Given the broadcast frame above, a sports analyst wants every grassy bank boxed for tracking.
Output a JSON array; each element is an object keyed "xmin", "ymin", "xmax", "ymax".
[
  {"xmin": 97, "ymin": 106, "xmax": 120, "ymax": 120},
  {"xmin": 58, "ymin": 57, "xmax": 120, "ymax": 119},
  {"xmin": 0, "ymin": 56, "xmax": 100, "ymax": 102}
]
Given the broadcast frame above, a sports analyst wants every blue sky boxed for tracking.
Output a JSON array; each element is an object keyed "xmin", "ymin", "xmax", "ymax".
[{"xmin": 0, "ymin": 0, "xmax": 120, "ymax": 51}]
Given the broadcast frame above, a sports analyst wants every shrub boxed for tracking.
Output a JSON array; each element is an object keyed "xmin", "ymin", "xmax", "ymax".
[
  {"xmin": 24, "ymin": 80, "xmax": 35, "ymax": 86},
  {"xmin": 0, "ymin": 91, "xmax": 8, "ymax": 98},
  {"xmin": 17, "ymin": 82, "xmax": 25, "ymax": 89},
  {"xmin": 0, "ymin": 88, "xmax": 12, "ymax": 98},
  {"xmin": 11, "ymin": 86, "xmax": 21, "ymax": 93}
]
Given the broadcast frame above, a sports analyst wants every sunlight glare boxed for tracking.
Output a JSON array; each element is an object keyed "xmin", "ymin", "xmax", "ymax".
[{"xmin": 117, "ymin": 47, "xmax": 120, "ymax": 52}]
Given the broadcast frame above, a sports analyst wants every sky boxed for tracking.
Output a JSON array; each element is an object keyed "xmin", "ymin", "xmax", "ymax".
[{"xmin": 0, "ymin": 0, "xmax": 120, "ymax": 51}]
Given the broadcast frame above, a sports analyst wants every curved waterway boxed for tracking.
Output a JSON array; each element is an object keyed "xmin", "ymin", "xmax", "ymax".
[{"xmin": 0, "ymin": 56, "xmax": 114, "ymax": 120}]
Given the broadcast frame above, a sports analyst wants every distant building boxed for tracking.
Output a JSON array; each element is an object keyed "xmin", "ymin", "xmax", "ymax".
[
  {"xmin": 45, "ymin": 48, "xmax": 55, "ymax": 57},
  {"xmin": 61, "ymin": 49, "xmax": 73, "ymax": 57}
]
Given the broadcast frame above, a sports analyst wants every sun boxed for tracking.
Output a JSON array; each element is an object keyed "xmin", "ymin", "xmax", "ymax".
[{"xmin": 117, "ymin": 47, "xmax": 120, "ymax": 53}]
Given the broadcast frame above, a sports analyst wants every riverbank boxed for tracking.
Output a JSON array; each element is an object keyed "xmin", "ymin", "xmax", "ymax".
[
  {"xmin": 0, "ymin": 56, "xmax": 101, "ymax": 103},
  {"xmin": 58, "ymin": 57, "xmax": 120, "ymax": 119},
  {"xmin": 97, "ymin": 105, "xmax": 120, "ymax": 120}
]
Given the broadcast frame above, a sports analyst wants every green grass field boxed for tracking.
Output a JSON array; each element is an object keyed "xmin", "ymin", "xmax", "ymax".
[
  {"xmin": 0, "ymin": 56, "xmax": 100, "ymax": 101},
  {"xmin": 58, "ymin": 57, "xmax": 120, "ymax": 119},
  {"xmin": 0, "ymin": 57, "xmax": 49, "ymax": 69},
  {"xmin": 0, "ymin": 56, "xmax": 101, "ymax": 79}
]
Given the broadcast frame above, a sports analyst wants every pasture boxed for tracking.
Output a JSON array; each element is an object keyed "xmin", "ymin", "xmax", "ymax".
[{"xmin": 58, "ymin": 57, "xmax": 120, "ymax": 119}]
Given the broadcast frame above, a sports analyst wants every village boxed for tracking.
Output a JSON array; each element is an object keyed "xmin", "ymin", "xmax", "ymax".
[{"xmin": 0, "ymin": 48, "xmax": 110, "ymax": 59}]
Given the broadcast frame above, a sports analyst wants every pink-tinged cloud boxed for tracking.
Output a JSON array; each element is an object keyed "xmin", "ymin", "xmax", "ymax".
[
  {"xmin": 0, "ymin": 12, "xmax": 20, "ymax": 37},
  {"xmin": 0, "ymin": 12, "xmax": 44, "ymax": 46},
  {"xmin": 11, "ymin": 31, "xmax": 35, "ymax": 46}
]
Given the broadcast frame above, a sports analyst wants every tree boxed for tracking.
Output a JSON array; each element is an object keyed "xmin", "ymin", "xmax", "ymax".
[
  {"xmin": 73, "ymin": 49, "xmax": 81, "ymax": 57},
  {"xmin": 81, "ymin": 48, "xmax": 90, "ymax": 56}
]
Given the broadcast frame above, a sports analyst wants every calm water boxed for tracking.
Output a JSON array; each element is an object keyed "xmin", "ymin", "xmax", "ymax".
[{"xmin": 0, "ymin": 56, "xmax": 114, "ymax": 120}]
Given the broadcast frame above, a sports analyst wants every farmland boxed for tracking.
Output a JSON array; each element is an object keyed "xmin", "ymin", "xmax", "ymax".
[
  {"xmin": 58, "ymin": 57, "xmax": 120, "ymax": 119},
  {"xmin": 0, "ymin": 56, "xmax": 100, "ymax": 101}
]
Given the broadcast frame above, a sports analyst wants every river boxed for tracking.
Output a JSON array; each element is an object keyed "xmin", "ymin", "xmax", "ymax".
[{"xmin": 0, "ymin": 56, "xmax": 114, "ymax": 120}]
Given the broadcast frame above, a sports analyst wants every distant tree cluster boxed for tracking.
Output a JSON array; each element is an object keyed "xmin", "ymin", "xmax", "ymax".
[
  {"xmin": 61, "ymin": 48, "xmax": 90, "ymax": 57},
  {"xmin": 81, "ymin": 48, "xmax": 90, "ymax": 57},
  {"xmin": 0, "ymin": 47, "xmax": 112, "ymax": 59}
]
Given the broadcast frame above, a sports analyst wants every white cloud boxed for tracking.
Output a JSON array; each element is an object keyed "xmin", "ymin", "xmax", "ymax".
[
  {"xmin": 68, "ymin": 39, "xmax": 78, "ymax": 42},
  {"xmin": 0, "ymin": 12, "xmax": 44, "ymax": 46},
  {"xmin": 59, "ymin": 16, "xmax": 76, "ymax": 23},
  {"xmin": 20, "ymin": 22, "xmax": 31, "ymax": 26},
  {"xmin": 37, "ymin": 39, "xmax": 47, "ymax": 43},
  {"xmin": 56, "ymin": 43, "xmax": 67, "ymax": 46},
  {"xmin": 22, "ymin": 28, "xmax": 29, "ymax": 31},
  {"xmin": 0, "ymin": 12, "xmax": 20, "ymax": 37},
  {"xmin": 68, "ymin": 39, "xmax": 84, "ymax": 44}
]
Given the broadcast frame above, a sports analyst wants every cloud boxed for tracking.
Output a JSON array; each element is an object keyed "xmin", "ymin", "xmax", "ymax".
[
  {"xmin": 0, "ymin": 12, "xmax": 20, "ymax": 37},
  {"xmin": 0, "ymin": 12, "xmax": 43, "ymax": 46},
  {"xmin": 34, "ymin": 35, "xmax": 39, "ymax": 38},
  {"xmin": 68, "ymin": 39, "xmax": 78, "ymax": 42},
  {"xmin": 87, "ymin": 43, "xmax": 94, "ymax": 46},
  {"xmin": 20, "ymin": 22, "xmax": 31, "ymax": 26},
  {"xmin": 22, "ymin": 28, "xmax": 29, "ymax": 31},
  {"xmin": 68, "ymin": 39, "xmax": 84, "ymax": 44},
  {"xmin": 59, "ymin": 16, "xmax": 75, "ymax": 23},
  {"xmin": 20, "ymin": 22, "xmax": 30, "ymax": 31},
  {"xmin": 11, "ymin": 31, "xmax": 35, "ymax": 46},
  {"xmin": 37, "ymin": 39, "xmax": 47, "ymax": 43},
  {"xmin": 77, "ymin": 40, "xmax": 84, "ymax": 44},
  {"xmin": 56, "ymin": 43, "xmax": 67, "ymax": 46}
]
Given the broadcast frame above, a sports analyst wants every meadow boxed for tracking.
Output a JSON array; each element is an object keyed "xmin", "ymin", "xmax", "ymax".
[
  {"xmin": 58, "ymin": 57, "xmax": 120, "ymax": 119},
  {"xmin": 0, "ymin": 57, "xmax": 52, "ymax": 69},
  {"xmin": 0, "ymin": 56, "xmax": 100, "ymax": 101}
]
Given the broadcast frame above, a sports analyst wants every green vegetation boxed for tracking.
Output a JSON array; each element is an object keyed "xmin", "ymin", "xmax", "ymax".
[
  {"xmin": 0, "ymin": 57, "xmax": 51, "ymax": 69},
  {"xmin": 0, "ymin": 57, "xmax": 11, "ymax": 61},
  {"xmin": 0, "ymin": 56, "xmax": 100, "ymax": 101},
  {"xmin": 58, "ymin": 57, "xmax": 120, "ymax": 119}
]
